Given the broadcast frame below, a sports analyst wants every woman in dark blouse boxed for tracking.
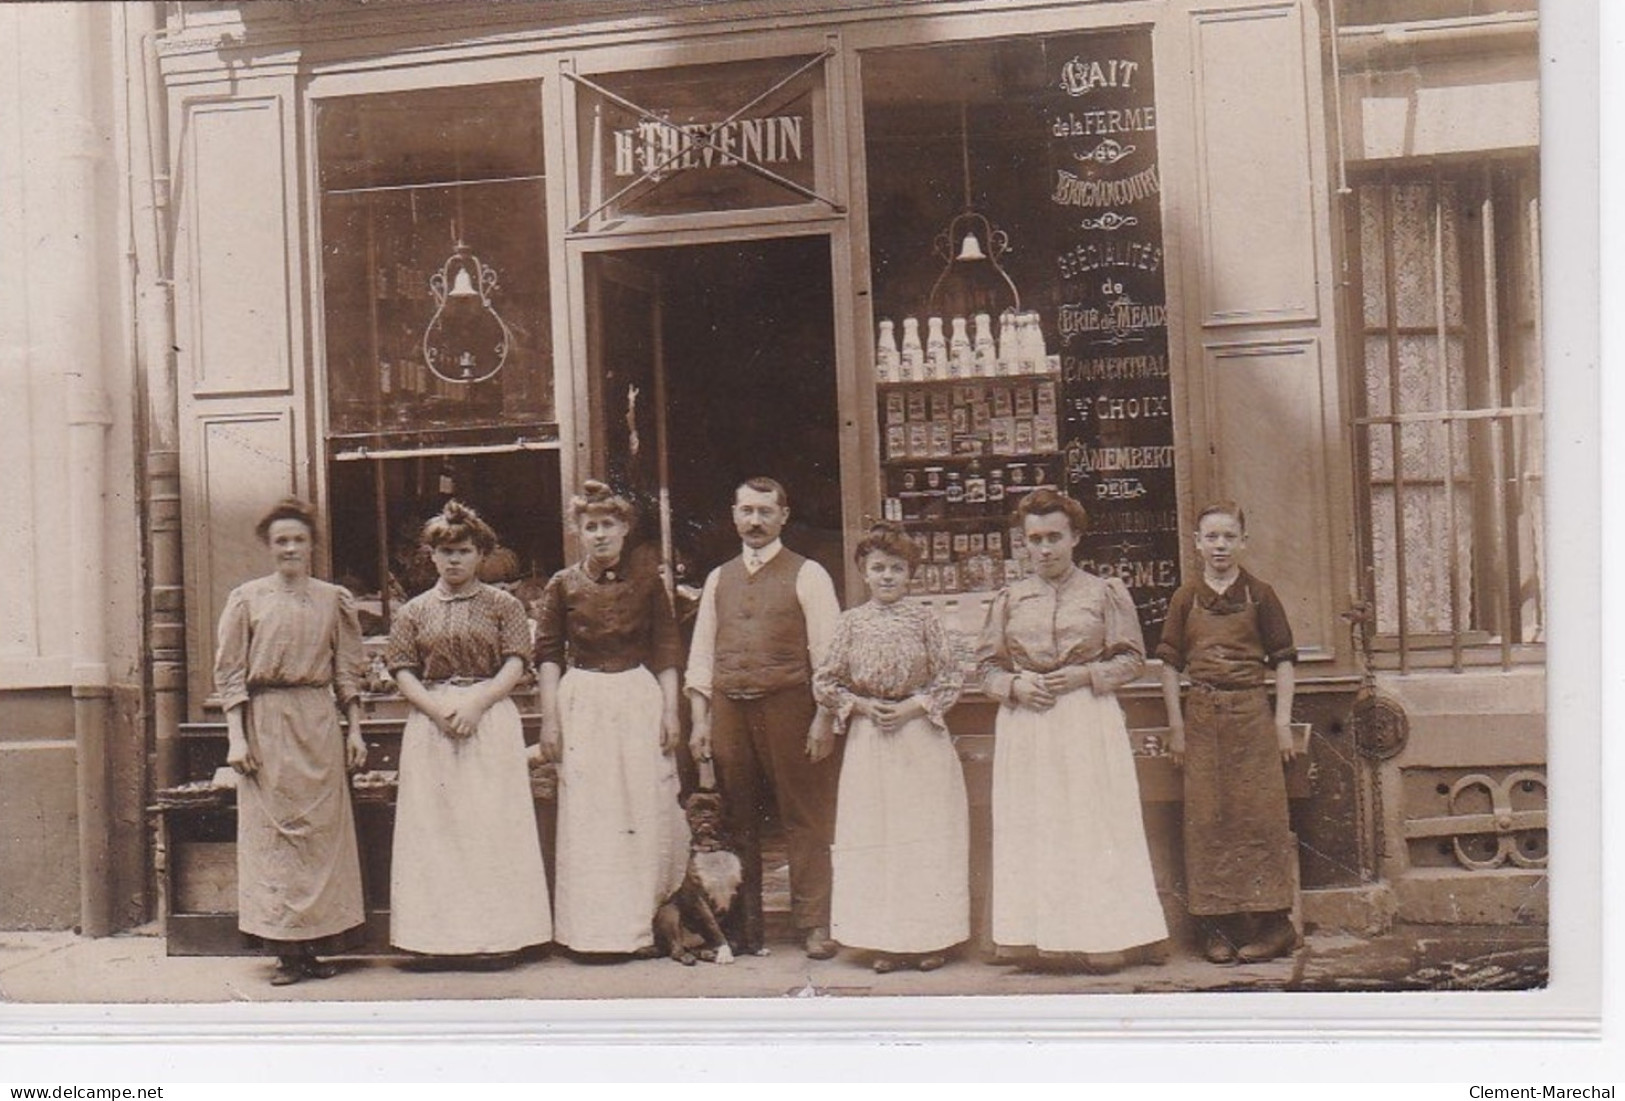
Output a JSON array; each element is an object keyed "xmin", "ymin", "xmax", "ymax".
[{"xmin": 535, "ymin": 481, "xmax": 690, "ymax": 956}]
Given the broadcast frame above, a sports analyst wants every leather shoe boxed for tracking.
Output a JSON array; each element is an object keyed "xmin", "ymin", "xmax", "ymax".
[
  {"xmin": 1237, "ymin": 919, "xmax": 1299, "ymax": 963},
  {"xmin": 1202, "ymin": 927, "xmax": 1237, "ymax": 964},
  {"xmin": 299, "ymin": 958, "xmax": 340, "ymax": 980},
  {"xmin": 803, "ymin": 926, "xmax": 838, "ymax": 960},
  {"xmin": 269, "ymin": 959, "xmax": 304, "ymax": 986}
]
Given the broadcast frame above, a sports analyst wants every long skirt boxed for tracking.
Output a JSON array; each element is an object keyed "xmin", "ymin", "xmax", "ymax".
[
  {"xmin": 831, "ymin": 713, "xmax": 969, "ymax": 954},
  {"xmin": 553, "ymin": 667, "xmax": 690, "ymax": 953},
  {"xmin": 1182, "ymin": 686, "xmax": 1295, "ymax": 915},
  {"xmin": 236, "ymin": 686, "xmax": 364, "ymax": 943},
  {"xmin": 390, "ymin": 686, "xmax": 552, "ymax": 954},
  {"xmin": 991, "ymin": 688, "xmax": 1168, "ymax": 953}
]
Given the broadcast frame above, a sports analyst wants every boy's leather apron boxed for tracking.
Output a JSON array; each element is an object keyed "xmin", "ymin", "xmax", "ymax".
[{"xmin": 1181, "ymin": 592, "xmax": 1296, "ymax": 916}]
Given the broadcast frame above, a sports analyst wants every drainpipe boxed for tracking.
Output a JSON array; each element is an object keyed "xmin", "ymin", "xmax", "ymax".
[
  {"xmin": 32, "ymin": 1, "xmax": 115, "ymax": 937},
  {"xmin": 123, "ymin": 2, "xmax": 183, "ymax": 797},
  {"xmin": 120, "ymin": 0, "xmax": 183, "ymax": 927}
]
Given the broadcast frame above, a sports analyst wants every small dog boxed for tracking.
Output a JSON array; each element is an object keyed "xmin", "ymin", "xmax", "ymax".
[{"xmin": 653, "ymin": 791, "xmax": 743, "ymax": 965}]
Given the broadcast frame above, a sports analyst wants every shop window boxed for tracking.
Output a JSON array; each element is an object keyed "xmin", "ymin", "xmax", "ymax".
[
  {"xmin": 1349, "ymin": 161, "xmax": 1543, "ymax": 669},
  {"xmin": 570, "ymin": 53, "xmax": 831, "ymax": 228},
  {"xmin": 862, "ymin": 29, "xmax": 1179, "ymax": 654},
  {"xmin": 317, "ymin": 84, "xmax": 562, "ymax": 632}
]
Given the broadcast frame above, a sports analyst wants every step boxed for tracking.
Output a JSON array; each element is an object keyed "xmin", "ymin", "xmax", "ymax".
[{"xmin": 1392, "ymin": 867, "xmax": 1547, "ymax": 925}]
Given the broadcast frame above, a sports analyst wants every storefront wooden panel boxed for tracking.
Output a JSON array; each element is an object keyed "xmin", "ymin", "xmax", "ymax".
[
  {"xmin": 172, "ymin": 73, "xmax": 310, "ymax": 713},
  {"xmin": 1202, "ymin": 338, "xmax": 1336, "ymax": 659},
  {"xmin": 1191, "ymin": 4, "xmax": 1318, "ymax": 326},
  {"xmin": 184, "ymin": 98, "xmax": 294, "ymax": 397},
  {"xmin": 188, "ymin": 410, "xmax": 299, "ymax": 704}
]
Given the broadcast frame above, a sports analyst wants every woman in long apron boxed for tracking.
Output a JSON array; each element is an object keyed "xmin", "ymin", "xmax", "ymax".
[
  {"xmin": 385, "ymin": 500, "xmax": 552, "ymax": 964},
  {"xmin": 536, "ymin": 481, "xmax": 689, "ymax": 956},
  {"xmin": 974, "ymin": 488, "xmax": 1168, "ymax": 971},
  {"xmin": 215, "ymin": 497, "xmax": 367, "ymax": 986},
  {"xmin": 813, "ymin": 522, "xmax": 968, "ymax": 973}
]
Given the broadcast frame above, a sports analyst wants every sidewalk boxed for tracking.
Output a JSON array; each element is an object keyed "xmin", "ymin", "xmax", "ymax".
[{"xmin": 0, "ymin": 922, "xmax": 1547, "ymax": 1005}]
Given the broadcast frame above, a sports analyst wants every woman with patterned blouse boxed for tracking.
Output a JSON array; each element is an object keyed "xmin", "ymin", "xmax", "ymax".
[
  {"xmin": 813, "ymin": 521, "xmax": 967, "ymax": 973},
  {"xmin": 974, "ymin": 488, "xmax": 1167, "ymax": 972},
  {"xmin": 384, "ymin": 501, "xmax": 552, "ymax": 965},
  {"xmin": 535, "ymin": 481, "xmax": 689, "ymax": 957},
  {"xmin": 215, "ymin": 498, "xmax": 367, "ymax": 986}
]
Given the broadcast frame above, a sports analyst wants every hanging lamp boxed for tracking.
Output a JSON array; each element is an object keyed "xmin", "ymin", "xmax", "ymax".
[
  {"xmin": 422, "ymin": 238, "xmax": 513, "ymax": 385},
  {"xmin": 927, "ymin": 100, "xmax": 1021, "ymax": 314}
]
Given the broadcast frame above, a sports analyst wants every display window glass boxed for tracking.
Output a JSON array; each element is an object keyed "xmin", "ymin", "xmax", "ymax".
[
  {"xmin": 316, "ymin": 83, "xmax": 562, "ymax": 633},
  {"xmin": 318, "ymin": 83, "xmax": 553, "ymax": 439},
  {"xmin": 862, "ymin": 30, "xmax": 1179, "ymax": 650},
  {"xmin": 571, "ymin": 54, "xmax": 824, "ymax": 227}
]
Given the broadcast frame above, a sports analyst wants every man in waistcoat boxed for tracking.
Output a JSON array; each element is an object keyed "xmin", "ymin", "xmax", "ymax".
[{"xmin": 686, "ymin": 477, "xmax": 843, "ymax": 958}]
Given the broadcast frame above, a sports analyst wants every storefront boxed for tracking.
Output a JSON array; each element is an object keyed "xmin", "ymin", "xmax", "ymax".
[
  {"xmin": 166, "ymin": 2, "xmax": 1348, "ymax": 641},
  {"xmin": 145, "ymin": 0, "xmax": 1540, "ymax": 947}
]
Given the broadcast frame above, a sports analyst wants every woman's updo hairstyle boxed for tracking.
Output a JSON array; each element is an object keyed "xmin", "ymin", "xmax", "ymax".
[
  {"xmin": 1012, "ymin": 486, "xmax": 1090, "ymax": 536},
  {"xmin": 568, "ymin": 479, "xmax": 636, "ymax": 528},
  {"xmin": 420, "ymin": 499, "xmax": 498, "ymax": 554},
  {"xmin": 254, "ymin": 497, "xmax": 320, "ymax": 544},
  {"xmin": 853, "ymin": 519, "xmax": 922, "ymax": 570}
]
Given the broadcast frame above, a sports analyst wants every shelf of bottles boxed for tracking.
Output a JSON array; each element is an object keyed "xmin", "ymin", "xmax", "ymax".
[{"xmin": 876, "ymin": 307, "xmax": 1061, "ymax": 598}]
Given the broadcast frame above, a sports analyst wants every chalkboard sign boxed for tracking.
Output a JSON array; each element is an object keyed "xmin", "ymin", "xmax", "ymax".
[{"xmin": 1037, "ymin": 27, "xmax": 1180, "ymax": 648}]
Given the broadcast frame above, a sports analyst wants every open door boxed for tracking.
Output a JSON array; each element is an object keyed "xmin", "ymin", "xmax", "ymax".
[
  {"xmin": 584, "ymin": 237, "xmax": 843, "ymax": 598},
  {"xmin": 585, "ymin": 254, "xmax": 677, "ymax": 607}
]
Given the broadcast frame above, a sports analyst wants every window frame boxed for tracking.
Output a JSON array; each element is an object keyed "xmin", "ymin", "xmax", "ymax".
[
  {"xmin": 307, "ymin": 77, "xmax": 565, "ymax": 634},
  {"xmin": 1343, "ymin": 156, "xmax": 1544, "ymax": 672}
]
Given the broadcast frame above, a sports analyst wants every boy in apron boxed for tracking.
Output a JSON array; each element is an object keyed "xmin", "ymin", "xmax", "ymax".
[{"xmin": 1156, "ymin": 501, "xmax": 1300, "ymax": 963}]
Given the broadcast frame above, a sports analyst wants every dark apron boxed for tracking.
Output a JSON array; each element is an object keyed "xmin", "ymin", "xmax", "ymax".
[{"xmin": 1181, "ymin": 595, "xmax": 1295, "ymax": 916}]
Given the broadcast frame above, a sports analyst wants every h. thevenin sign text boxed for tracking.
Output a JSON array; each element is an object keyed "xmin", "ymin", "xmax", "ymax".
[{"xmin": 613, "ymin": 114, "xmax": 804, "ymax": 179}]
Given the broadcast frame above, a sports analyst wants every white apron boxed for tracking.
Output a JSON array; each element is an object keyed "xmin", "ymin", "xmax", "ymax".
[
  {"xmin": 991, "ymin": 687, "xmax": 1167, "ymax": 953},
  {"xmin": 831, "ymin": 712, "xmax": 970, "ymax": 953},
  {"xmin": 390, "ymin": 686, "xmax": 552, "ymax": 954},
  {"xmin": 553, "ymin": 667, "xmax": 689, "ymax": 952}
]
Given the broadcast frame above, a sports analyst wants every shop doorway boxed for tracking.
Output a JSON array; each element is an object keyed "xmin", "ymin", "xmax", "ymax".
[
  {"xmin": 584, "ymin": 235, "xmax": 844, "ymax": 597},
  {"xmin": 584, "ymin": 235, "xmax": 841, "ymax": 925}
]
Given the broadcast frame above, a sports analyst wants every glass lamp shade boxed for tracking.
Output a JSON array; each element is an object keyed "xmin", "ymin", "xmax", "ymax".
[
  {"xmin": 956, "ymin": 231, "xmax": 987, "ymax": 262},
  {"xmin": 929, "ymin": 210, "xmax": 1020, "ymax": 317},
  {"xmin": 448, "ymin": 266, "xmax": 479, "ymax": 297}
]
